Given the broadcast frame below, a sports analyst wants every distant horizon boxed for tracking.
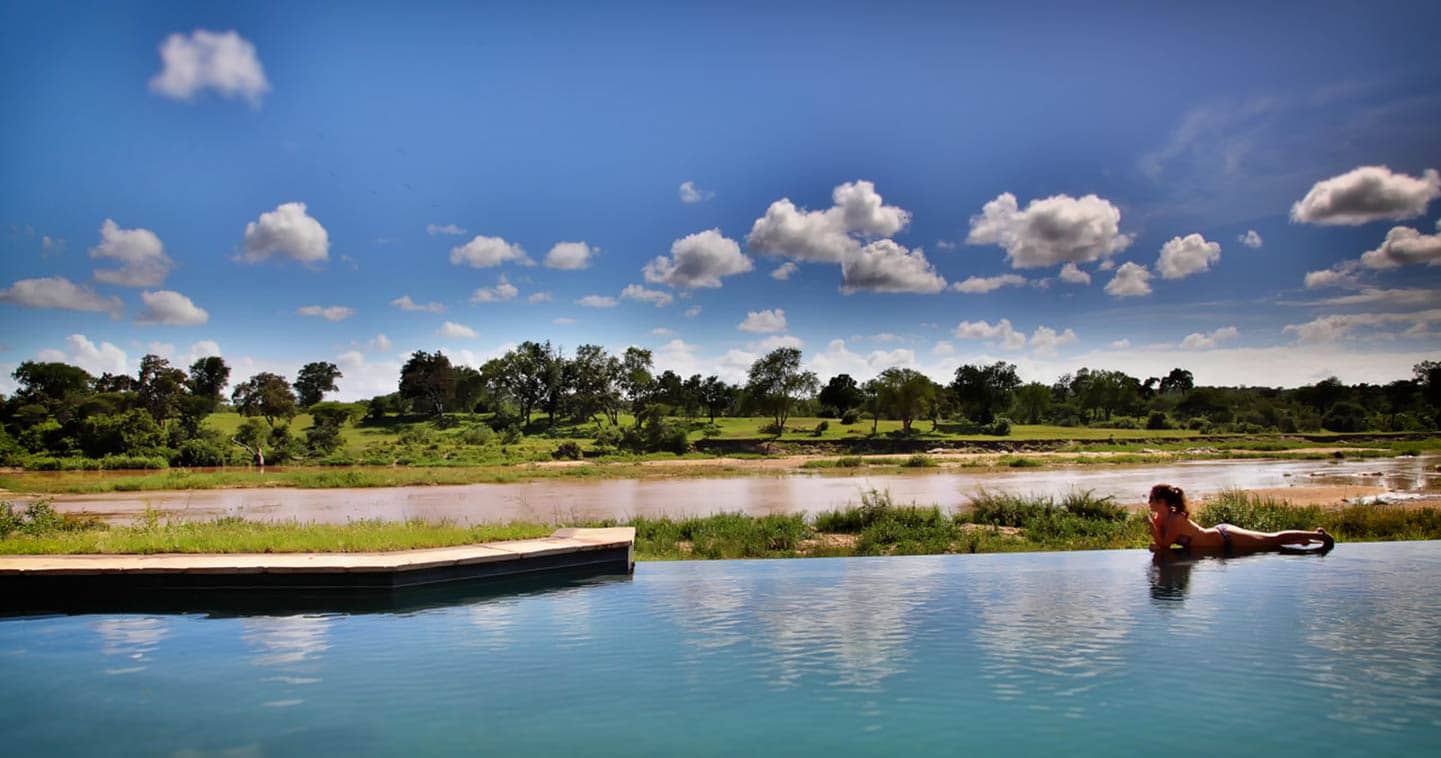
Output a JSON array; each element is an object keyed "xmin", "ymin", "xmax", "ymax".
[{"xmin": 3, "ymin": 0, "xmax": 1439, "ymax": 399}]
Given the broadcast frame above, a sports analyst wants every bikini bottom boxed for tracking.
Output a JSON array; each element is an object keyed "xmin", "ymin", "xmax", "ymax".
[{"xmin": 1216, "ymin": 523, "xmax": 1234, "ymax": 554}]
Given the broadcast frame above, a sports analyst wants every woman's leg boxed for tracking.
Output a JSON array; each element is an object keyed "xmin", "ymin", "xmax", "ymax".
[{"xmin": 1220, "ymin": 525, "xmax": 1331, "ymax": 550}]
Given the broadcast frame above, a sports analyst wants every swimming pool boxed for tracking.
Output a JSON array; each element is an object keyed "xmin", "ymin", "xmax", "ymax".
[{"xmin": 4, "ymin": 542, "xmax": 1439, "ymax": 755}]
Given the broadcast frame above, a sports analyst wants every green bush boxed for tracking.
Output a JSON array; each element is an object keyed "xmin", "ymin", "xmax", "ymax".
[
  {"xmin": 174, "ymin": 439, "xmax": 228, "ymax": 467},
  {"xmin": 552, "ymin": 441, "xmax": 583, "ymax": 460},
  {"xmin": 462, "ymin": 424, "xmax": 496, "ymax": 445},
  {"xmin": 1146, "ymin": 411, "xmax": 1170, "ymax": 430},
  {"xmin": 813, "ymin": 420, "xmax": 830, "ymax": 436},
  {"xmin": 840, "ymin": 409, "xmax": 861, "ymax": 425},
  {"xmin": 903, "ymin": 454, "xmax": 936, "ymax": 468},
  {"xmin": 986, "ymin": 417, "xmax": 1012, "ymax": 436},
  {"xmin": 1322, "ymin": 402, "xmax": 1369, "ymax": 433}
]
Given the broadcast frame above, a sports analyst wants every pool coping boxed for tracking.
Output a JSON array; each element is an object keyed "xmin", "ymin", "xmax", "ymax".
[{"xmin": 0, "ymin": 527, "xmax": 635, "ymax": 598}]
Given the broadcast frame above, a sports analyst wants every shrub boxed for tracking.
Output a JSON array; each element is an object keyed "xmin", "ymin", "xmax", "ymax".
[
  {"xmin": 835, "ymin": 456, "xmax": 864, "ymax": 467},
  {"xmin": 501, "ymin": 424, "xmax": 523, "ymax": 445},
  {"xmin": 1322, "ymin": 401, "xmax": 1369, "ymax": 433},
  {"xmin": 1195, "ymin": 490, "xmax": 1323, "ymax": 532},
  {"xmin": 462, "ymin": 425, "xmax": 496, "ymax": 445},
  {"xmin": 813, "ymin": 420, "xmax": 830, "ymax": 437},
  {"xmin": 759, "ymin": 422, "xmax": 784, "ymax": 436},
  {"xmin": 904, "ymin": 454, "xmax": 936, "ymax": 468},
  {"xmin": 986, "ymin": 417, "xmax": 1012, "ymax": 436},
  {"xmin": 840, "ymin": 409, "xmax": 861, "ymax": 425},
  {"xmin": 174, "ymin": 438, "xmax": 228, "ymax": 467},
  {"xmin": 593, "ymin": 425, "xmax": 623, "ymax": 451},
  {"xmin": 1146, "ymin": 411, "xmax": 1171, "ymax": 430},
  {"xmin": 552, "ymin": 441, "xmax": 583, "ymax": 460}
]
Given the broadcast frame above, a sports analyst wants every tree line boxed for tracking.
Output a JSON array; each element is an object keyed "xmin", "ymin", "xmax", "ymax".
[{"xmin": 3, "ymin": 344, "xmax": 1438, "ymax": 467}]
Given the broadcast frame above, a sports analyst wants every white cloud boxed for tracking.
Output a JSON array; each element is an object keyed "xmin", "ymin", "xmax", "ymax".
[
  {"xmin": 1290, "ymin": 166, "xmax": 1440, "ymax": 225},
  {"xmin": 950, "ymin": 273, "xmax": 1026, "ymax": 294},
  {"xmin": 738, "ymin": 308, "xmax": 788, "ymax": 333},
  {"xmin": 368, "ymin": 334, "xmax": 392, "ymax": 352},
  {"xmin": 620, "ymin": 284, "xmax": 674, "ymax": 307},
  {"xmin": 297, "ymin": 305, "xmax": 355, "ymax": 322},
  {"xmin": 545, "ymin": 241, "xmax": 594, "ymax": 270},
  {"xmin": 391, "ymin": 295, "xmax": 444, "ymax": 312},
  {"xmin": 426, "ymin": 223, "xmax": 466, "ymax": 236},
  {"xmin": 1156, "ymin": 233, "xmax": 1222, "ymax": 279},
  {"xmin": 553, "ymin": 317, "xmax": 576, "ymax": 325},
  {"xmin": 149, "ymin": 29, "xmax": 269, "ymax": 106},
  {"xmin": 90, "ymin": 219, "xmax": 172, "ymax": 287},
  {"xmin": 770, "ymin": 262, "xmax": 798, "ymax": 281},
  {"xmin": 1058, "ymin": 263, "xmax": 1091, "ymax": 285},
  {"xmin": 0, "ymin": 276, "xmax": 123, "ymax": 317},
  {"xmin": 840, "ymin": 240, "xmax": 946, "ymax": 294},
  {"xmin": 651, "ymin": 327, "xmax": 675, "ymax": 336},
  {"xmin": 1359, "ymin": 226, "xmax": 1441, "ymax": 269},
  {"xmin": 747, "ymin": 180, "xmax": 910, "ymax": 263},
  {"xmin": 1309, "ymin": 288, "xmax": 1440, "ymax": 307},
  {"xmin": 137, "ymin": 290, "xmax": 209, "ymax": 326},
  {"xmin": 683, "ymin": 306, "xmax": 702, "ymax": 318},
  {"xmin": 449, "ymin": 234, "xmax": 531, "ymax": 268},
  {"xmin": 1180, "ymin": 326, "xmax": 1240, "ymax": 349},
  {"xmin": 643, "ymin": 229, "xmax": 753, "ymax": 289},
  {"xmin": 1303, "ymin": 262, "xmax": 1361, "ymax": 289},
  {"xmin": 240, "ymin": 202, "xmax": 329, "ymax": 266},
  {"xmin": 576, "ymin": 295, "xmax": 618, "ymax": 308},
  {"xmin": 37, "ymin": 334, "xmax": 129, "ymax": 376},
  {"xmin": 932, "ymin": 341, "xmax": 956, "ymax": 356},
  {"xmin": 438, "ymin": 321, "xmax": 478, "ymax": 338},
  {"xmin": 966, "ymin": 192, "xmax": 1131, "ymax": 269},
  {"xmin": 935, "ymin": 240, "xmax": 958, "ymax": 251},
  {"xmin": 1109, "ymin": 338, "xmax": 1131, "ymax": 349},
  {"xmin": 333, "ymin": 350, "xmax": 406, "ymax": 402},
  {"xmin": 1105, "ymin": 262, "xmax": 1153, "ymax": 297},
  {"xmin": 470, "ymin": 275, "xmax": 520, "ymax": 303},
  {"xmin": 751, "ymin": 334, "xmax": 805, "ymax": 352},
  {"xmin": 1283, "ymin": 309, "xmax": 1441, "ymax": 343},
  {"xmin": 527, "ymin": 292, "xmax": 553, "ymax": 303},
  {"xmin": 678, "ymin": 181, "xmax": 714, "ymax": 204},
  {"xmin": 1028, "ymin": 326, "xmax": 1078, "ymax": 358},
  {"xmin": 953, "ymin": 319, "xmax": 1026, "ymax": 350},
  {"xmin": 716, "ymin": 348, "xmax": 759, "ymax": 383},
  {"xmin": 1239, "ymin": 230, "xmax": 1264, "ymax": 249}
]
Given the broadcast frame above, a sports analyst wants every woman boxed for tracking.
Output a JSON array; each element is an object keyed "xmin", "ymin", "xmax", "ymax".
[{"xmin": 1147, "ymin": 483, "xmax": 1333, "ymax": 554}]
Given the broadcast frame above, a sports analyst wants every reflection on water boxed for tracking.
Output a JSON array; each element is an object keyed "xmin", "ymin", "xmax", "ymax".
[
  {"xmin": 5, "ymin": 544, "xmax": 1441, "ymax": 755},
  {"xmin": 47, "ymin": 455, "xmax": 1441, "ymax": 526}
]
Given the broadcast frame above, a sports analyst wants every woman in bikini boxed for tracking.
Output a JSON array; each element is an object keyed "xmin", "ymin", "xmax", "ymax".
[{"xmin": 1147, "ymin": 483, "xmax": 1333, "ymax": 554}]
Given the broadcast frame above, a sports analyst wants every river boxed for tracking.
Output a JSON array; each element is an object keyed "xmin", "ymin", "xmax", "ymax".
[{"xmin": 41, "ymin": 454, "xmax": 1441, "ymax": 525}]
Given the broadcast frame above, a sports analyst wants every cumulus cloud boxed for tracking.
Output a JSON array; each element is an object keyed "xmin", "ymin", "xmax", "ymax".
[
  {"xmin": 619, "ymin": 284, "xmax": 673, "ymax": 307},
  {"xmin": 1283, "ymin": 309, "xmax": 1441, "ymax": 343},
  {"xmin": 576, "ymin": 295, "xmax": 618, "ymax": 308},
  {"xmin": 470, "ymin": 275, "xmax": 520, "ymax": 303},
  {"xmin": 953, "ymin": 319, "xmax": 1026, "ymax": 350},
  {"xmin": 149, "ymin": 30, "xmax": 269, "ymax": 106},
  {"xmin": 932, "ymin": 341, "xmax": 956, "ymax": 356},
  {"xmin": 1105, "ymin": 262, "xmax": 1153, "ymax": 297},
  {"xmin": 37, "ymin": 334, "xmax": 129, "ymax": 376},
  {"xmin": 643, "ymin": 229, "xmax": 753, "ymax": 289},
  {"xmin": 678, "ymin": 181, "xmax": 714, "ymax": 204},
  {"xmin": 391, "ymin": 295, "xmax": 444, "ymax": 312},
  {"xmin": 1290, "ymin": 166, "xmax": 1440, "ymax": 225},
  {"xmin": 683, "ymin": 306, "xmax": 702, "ymax": 318},
  {"xmin": 771, "ymin": 262, "xmax": 798, "ymax": 281},
  {"xmin": 1058, "ymin": 263, "xmax": 1091, "ymax": 285},
  {"xmin": 950, "ymin": 273, "xmax": 1026, "ymax": 294},
  {"xmin": 449, "ymin": 234, "xmax": 531, "ymax": 268},
  {"xmin": 426, "ymin": 223, "xmax": 466, "ymax": 236},
  {"xmin": 1359, "ymin": 226, "xmax": 1441, "ymax": 269},
  {"xmin": 752, "ymin": 335, "xmax": 805, "ymax": 352},
  {"xmin": 1156, "ymin": 233, "xmax": 1222, "ymax": 279},
  {"xmin": 747, "ymin": 180, "xmax": 910, "ymax": 263},
  {"xmin": 438, "ymin": 321, "xmax": 478, "ymax": 338},
  {"xmin": 297, "ymin": 305, "xmax": 355, "ymax": 321},
  {"xmin": 137, "ymin": 290, "xmax": 208, "ymax": 326},
  {"xmin": 840, "ymin": 240, "xmax": 946, "ymax": 294},
  {"xmin": 1181, "ymin": 326, "xmax": 1239, "ymax": 349},
  {"xmin": 0, "ymin": 276, "xmax": 123, "ymax": 317},
  {"xmin": 1028, "ymin": 326, "xmax": 1078, "ymax": 358},
  {"xmin": 738, "ymin": 308, "xmax": 787, "ymax": 333},
  {"xmin": 240, "ymin": 202, "xmax": 329, "ymax": 266},
  {"xmin": 545, "ymin": 241, "xmax": 594, "ymax": 270},
  {"xmin": 966, "ymin": 192, "xmax": 1131, "ymax": 269},
  {"xmin": 90, "ymin": 219, "xmax": 172, "ymax": 287},
  {"xmin": 1239, "ymin": 230, "xmax": 1264, "ymax": 249},
  {"xmin": 368, "ymin": 334, "xmax": 392, "ymax": 352},
  {"xmin": 527, "ymin": 292, "xmax": 553, "ymax": 303},
  {"xmin": 1303, "ymin": 262, "xmax": 1362, "ymax": 289}
]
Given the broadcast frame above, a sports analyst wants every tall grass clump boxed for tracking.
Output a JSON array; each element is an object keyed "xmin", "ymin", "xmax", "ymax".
[
  {"xmin": 966, "ymin": 490, "xmax": 1141, "ymax": 547},
  {"xmin": 631, "ymin": 512, "xmax": 809, "ymax": 560},
  {"xmin": 1194, "ymin": 489, "xmax": 1324, "ymax": 532}
]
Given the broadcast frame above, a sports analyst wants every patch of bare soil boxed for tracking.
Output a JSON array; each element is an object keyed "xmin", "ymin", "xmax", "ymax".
[
  {"xmin": 796, "ymin": 533, "xmax": 860, "ymax": 554},
  {"xmin": 959, "ymin": 523, "xmax": 1022, "ymax": 536}
]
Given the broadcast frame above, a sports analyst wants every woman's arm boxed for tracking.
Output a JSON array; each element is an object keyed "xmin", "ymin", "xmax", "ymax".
[
  {"xmin": 1151, "ymin": 513, "xmax": 1176, "ymax": 551},
  {"xmin": 1148, "ymin": 510, "xmax": 1166, "ymax": 550}
]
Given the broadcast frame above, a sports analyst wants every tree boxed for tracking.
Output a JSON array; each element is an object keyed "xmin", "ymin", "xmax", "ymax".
[
  {"xmin": 136, "ymin": 354, "xmax": 188, "ymax": 424},
  {"xmin": 1011, "ymin": 382, "xmax": 1052, "ymax": 424},
  {"xmin": 294, "ymin": 361, "xmax": 343, "ymax": 408},
  {"xmin": 745, "ymin": 347, "xmax": 819, "ymax": 434},
  {"xmin": 399, "ymin": 351, "xmax": 456, "ymax": 420},
  {"xmin": 569, "ymin": 344, "xmax": 623, "ymax": 424},
  {"xmin": 950, "ymin": 362, "xmax": 1020, "ymax": 423},
  {"xmin": 1416, "ymin": 360, "xmax": 1441, "ymax": 427},
  {"xmin": 818, "ymin": 374, "xmax": 864, "ymax": 418},
  {"xmin": 187, "ymin": 356, "xmax": 231, "ymax": 411},
  {"xmin": 620, "ymin": 347, "xmax": 655, "ymax": 427},
  {"xmin": 1159, "ymin": 368, "xmax": 1194, "ymax": 395},
  {"xmin": 876, "ymin": 368, "xmax": 935, "ymax": 435},
  {"xmin": 11, "ymin": 361, "xmax": 92, "ymax": 422},
  {"xmin": 680, "ymin": 374, "xmax": 704, "ymax": 420},
  {"xmin": 699, "ymin": 376, "xmax": 734, "ymax": 423},
  {"xmin": 231, "ymin": 372, "xmax": 298, "ymax": 426}
]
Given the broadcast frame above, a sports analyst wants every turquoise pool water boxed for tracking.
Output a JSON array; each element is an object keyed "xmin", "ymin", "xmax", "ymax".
[{"xmin": 4, "ymin": 542, "xmax": 1440, "ymax": 755}]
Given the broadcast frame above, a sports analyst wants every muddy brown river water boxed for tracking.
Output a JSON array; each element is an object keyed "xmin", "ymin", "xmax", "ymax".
[{"xmin": 40, "ymin": 455, "xmax": 1441, "ymax": 525}]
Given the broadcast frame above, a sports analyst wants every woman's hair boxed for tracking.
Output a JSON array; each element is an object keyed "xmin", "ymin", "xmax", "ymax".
[{"xmin": 1150, "ymin": 483, "xmax": 1187, "ymax": 515}]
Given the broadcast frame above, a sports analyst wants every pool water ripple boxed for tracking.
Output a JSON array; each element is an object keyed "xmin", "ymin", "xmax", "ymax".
[{"xmin": 5, "ymin": 543, "xmax": 1441, "ymax": 755}]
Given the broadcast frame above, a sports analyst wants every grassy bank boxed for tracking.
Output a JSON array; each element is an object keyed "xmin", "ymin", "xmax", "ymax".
[{"xmin": 4, "ymin": 490, "xmax": 1438, "ymax": 559}]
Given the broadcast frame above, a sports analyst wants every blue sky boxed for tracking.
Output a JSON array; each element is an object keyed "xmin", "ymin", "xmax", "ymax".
[{"xmin": 2, "ymin": 0, "xmax": 1439, "ymax": 400}]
